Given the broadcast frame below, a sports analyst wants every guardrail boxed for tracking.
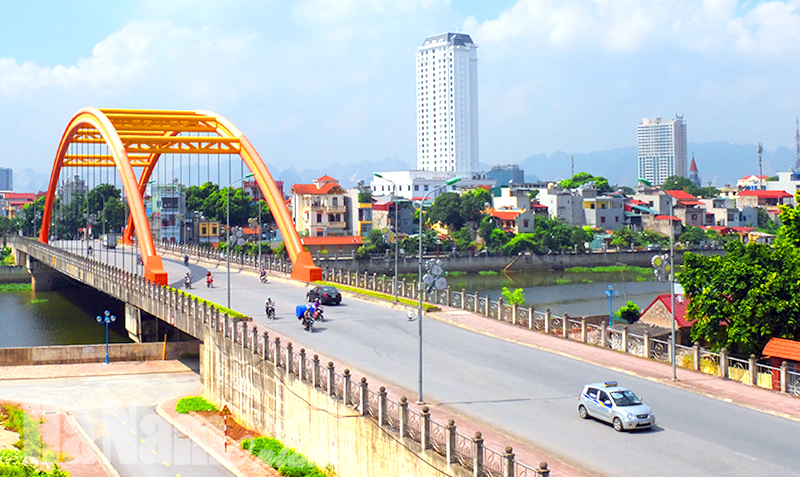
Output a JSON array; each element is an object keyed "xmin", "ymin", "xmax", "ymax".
[{"xmin": 320, "ymin": 267, "xmax": 800, "ymax": 400}]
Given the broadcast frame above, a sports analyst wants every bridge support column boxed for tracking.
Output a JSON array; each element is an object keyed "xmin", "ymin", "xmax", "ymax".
[
  {"xmin": 125, "ymin": 304, "xmax": 143, "ymax": 343},
  {"xmin": 26, "ymin": 256, "xmax": 63, "ymax": 292}
]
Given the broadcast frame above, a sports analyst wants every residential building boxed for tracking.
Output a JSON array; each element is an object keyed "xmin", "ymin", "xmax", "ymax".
[
  {"xmin": 638, "ymin": 294, "xmax": 693, "ymax": 345},
  {"xmin": 370, "ymin": 170, "xmax": 494, "ymax": 200},
  {"xmin": 0, "ymin": 192, "xmax": 35, "ymax": 218},
  {"xmin": 766, "ymin": 170, "xmax": 800, "ymax": 197},
  {"xmin": 537, "ymin": 185, "xmax": 585, "ymax": 225},
  {"xmin": 637, "ymin": 116, "xmax": 688, "ymax": 186},
  {"xmin": 58, "ymin": 174, "xmax": 88, "ymax": 206},
  {"xmin": 490, "ymin": 209, "xmax": 535, "ymax": 234},
  {"xmin": 151, "ymin": 183, "xmax": 186, "ymax": 243},
  {"xmin": 698, "ymin": 198, "xmax": 757, "ymax": 227},
  {"xmin": 492, "ymin": 185, "xmax": 531, "ymax": 211},
  {"xmin": 736, "ymin": 190, "xmax": 793, "ymax": 218},
  {"xmin": 344, "ymin": 186, "xmax": 373, "ymax": 237},
  {"xmin": 0, "ymin": 168, "xmax": 12, "ymax": 191},
  {"xmin": 372, "ymin": 198, "xmax": 415, "ymax": 236},
  {"xmin": 488, "ymin": 164, "xmax": 525, "ymax": 185},
  {"xmin": 416, "ymin": 32, "xmax": 479, "ymax": 173},
  {"xmin": 737, "ymin": 175, "xmax": 770, "ymax": 190},
  {"xmin": 291, "ymin": 175, "xmax": 347, "ymax": 237},
  {"xmin": 583, "ymin": 195, "xmax": 625, "ymax": 230}
]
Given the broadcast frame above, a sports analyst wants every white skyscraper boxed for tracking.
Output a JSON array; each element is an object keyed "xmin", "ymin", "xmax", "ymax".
[
  {"xmin": 637, "ymin": 117, "xmax": 688, "ymax": 186},
  {"xmin": 416, "ymin": 33, "xmax": 478, "ymax": 173}
]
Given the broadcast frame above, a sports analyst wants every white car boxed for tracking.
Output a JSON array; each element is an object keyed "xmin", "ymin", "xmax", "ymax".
[{"xmin": 578, "ymin": 381, "xmax": 656, "ymax": 431}]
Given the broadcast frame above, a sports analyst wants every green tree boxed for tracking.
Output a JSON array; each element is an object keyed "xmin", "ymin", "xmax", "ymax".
[
  {"xmin": 619, "ymin": 186, "xmax": 635, "ymax": 196},
  {"xmin": 679, "ymin": 226, "xmax": 707, "ymax": 245},
  {"xmin": 186, "ymin": 182, "xmax": 220, "ymax": 216},
  {"xmin": 617, "ymin": 301, "xmax": 641, "ymax": 324},
  {"xmin": 450, "ymin": 226, "xmax": 474, "ymax": 251},
  {"xmin": 558, "ymin": 172, "xmax": 612, "ymax": 193},
  {"xmin": 695, "ymin": 186, "xmax": 721, "ymax": 199},
  {"xmin": 0, "ymin": 216, "xmax": 16, "ymax": 235},
  {"xmin": 662, "ymin": 175, "xmax": 697, "ymax": 194},
  {"xmin": 610, "ymin": 228, "xmax": 635, "ymax": 248},
  {"xmin": 776, "ymin": 191, "xmax": 800, "ymax": 246},
  {"xmin": 501, "ymin": 286, "xmax": 526, "ymax": 306}
]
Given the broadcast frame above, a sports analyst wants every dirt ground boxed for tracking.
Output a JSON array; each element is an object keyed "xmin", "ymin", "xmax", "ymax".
[{"xmin": 194, "ymin": 410, "xmax": 259, "ymax": 442}]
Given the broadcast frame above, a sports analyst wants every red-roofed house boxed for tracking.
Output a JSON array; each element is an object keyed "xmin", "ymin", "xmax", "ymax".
[
  {"xmin": 291, "ymin": 176, "xmax": 347, "ymax": 237},
  {"xmin": 1, "ymin": 192, "xmax": 36, "ymax": 218},
  {"xmin": 665, "ymin": 190, "xmax": 707, "ymax": 226},
  {"xmin": 736, "ymin": 190, "xmax": 793, "ymax": 217},
  {"xmin": 737, "ymin": 175, "xmax": 770, "ymax": 190},
  {"xmin": 638, "ymin": 294, "xmax": 693, "ymax": 344},
  {"xmin": 762, "ymin": 338, "xmax": 800, "ymax": 390},
  {"xmin": 301, "ymin": 235, "xmax": 363, "ymax": 256},
  {"xmin": 489, "ymin": 208, "xmax": 534, "ymax": 233}
]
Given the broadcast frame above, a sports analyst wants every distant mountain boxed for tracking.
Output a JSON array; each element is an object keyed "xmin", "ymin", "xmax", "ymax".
[
  {"xmin": 15, "ymin": 168, "xmax": 50, "ymax": 193},
  {"xmin": 519, "ymin": 143, "xmax": 798, "ymax": 188},
  {"xmin": 271, "ymin": 157, "xmax": 412, "ymax": 189}
]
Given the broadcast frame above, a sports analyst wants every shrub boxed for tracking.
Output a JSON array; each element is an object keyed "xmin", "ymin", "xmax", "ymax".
[
  {"xmin": 175, "ymin": 396, "xmax": 217, "ymax": 414},
  {"xmin": 478, "ymin": 270, "xmax": 498, "ymax": 276},
  {"xmin": 501, "ymin": 287, "xmax": 525, "ymax": 306},
  {"xmin": 617, "ymin": 301, "xmax": 641, "ymax": 324},
  {"xmin": 0, "ymin": 404, "xmax": 43, "ymax": 459}
]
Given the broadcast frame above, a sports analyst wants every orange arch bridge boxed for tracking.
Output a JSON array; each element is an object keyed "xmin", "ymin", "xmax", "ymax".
[{"xmin": 39, "ymin": 107, "xmax": 321, "ymax": 285}]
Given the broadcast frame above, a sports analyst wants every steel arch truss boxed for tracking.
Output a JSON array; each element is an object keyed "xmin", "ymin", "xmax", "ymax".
[{"xmin": 40, "ymin": 107, "xmax": 320, "ymax": 285}]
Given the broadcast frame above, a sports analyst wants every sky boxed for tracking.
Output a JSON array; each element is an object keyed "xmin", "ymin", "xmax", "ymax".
[{"xmin": 1, "ymin": 0, "xmax": 799, "ymax": 187}]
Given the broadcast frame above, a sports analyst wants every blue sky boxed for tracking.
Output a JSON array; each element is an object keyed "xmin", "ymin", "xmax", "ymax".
[{"xmin": 1, "ymin": 0, "xmax": 799, "ymax": 187}]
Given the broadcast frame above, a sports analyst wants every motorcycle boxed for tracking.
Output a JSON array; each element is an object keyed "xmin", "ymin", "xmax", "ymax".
[
  {"xmin": 206, "ymin": 276, "xmax": 214, "ymax": 288},
  {"xmin": 184, "ymin": 255, "xmax": 189, "ymax": 266},
  {"xmin": 265, "ymin": 305, "xmax": 275, "ymax": 319},
  {"xmin": 302, "ymin": 313, "xmax": 314, "ymax": 332},
  {"xmin": 260, "ymin": 273, "xmax": 268, "ymax": 283},
  {"xmin": 312, "ymin": 307, "xmax": 324, "ymax": 322},
  {"xmin": 184, "ymin": 277, "xmax": 192, "ymax": 289}
]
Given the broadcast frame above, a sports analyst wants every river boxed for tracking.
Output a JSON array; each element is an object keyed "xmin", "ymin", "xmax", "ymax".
[{"xmin": 0, "ymin": 286, "xmax": 130, "ymax": 348}]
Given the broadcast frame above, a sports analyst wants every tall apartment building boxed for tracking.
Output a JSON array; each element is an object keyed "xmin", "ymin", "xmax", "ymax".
[
  {"xmin": 637, "ymin": 117, "xmax": 688, "ymax": 186},
  {"xmin": 416, "ymin": 33, "xmax": 478, "ymax": 173},
  {"xmin": 0, "ymin": 168, "xmax": 12, "ymax": 191}
]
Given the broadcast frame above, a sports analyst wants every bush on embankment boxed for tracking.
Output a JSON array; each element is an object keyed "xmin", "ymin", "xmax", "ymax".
[
  {"xmin": 175, "ymin": 396, "xmax": 218, "ymax": 414},
  {"xmin": 241, "ymin": 437, "xmax": 333, "ymax": 477}
]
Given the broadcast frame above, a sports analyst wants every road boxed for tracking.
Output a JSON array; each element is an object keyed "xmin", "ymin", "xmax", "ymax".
[
  {"xmin": 59, "ymin": 241, "xmax": 800, "ymax": 477},
  {"xmin": 0, "ymin": 370, "xmax": 234, "ymax": 477}
]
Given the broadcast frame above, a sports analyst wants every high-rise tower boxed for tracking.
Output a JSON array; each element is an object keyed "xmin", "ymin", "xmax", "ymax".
[
  {"xmin": 637, "ymin": 116, "xmax": 688, "ymax": 186},
  {"xmin": 416, "ymin": 33, "xmax": 478, "ymax": 173}
]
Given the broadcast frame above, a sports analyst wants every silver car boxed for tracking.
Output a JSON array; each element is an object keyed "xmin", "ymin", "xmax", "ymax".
[{"xmin": 578, "ymin": 381, "xmax": 656, "ymax": 431}]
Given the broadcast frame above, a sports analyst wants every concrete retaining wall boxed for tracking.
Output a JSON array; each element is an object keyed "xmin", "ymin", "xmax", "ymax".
[
  {"xmin": 0, "ymin": 341, "xmax": 200, "ymax": 366},
  {"xmin": 0, "ymin": 266, "xmax": 31, "ymax": 283}
]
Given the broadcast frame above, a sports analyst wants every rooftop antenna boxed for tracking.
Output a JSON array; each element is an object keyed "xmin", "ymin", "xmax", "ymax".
[
  {"xmin": 570, "ymin": 154, "xmax": 574, "ymax": 177},
  {"xmin": 757, "ymin": 142, "xmax": 764, "ymax": 190},
  {"xmin": 795, "ymin": 117, "xmax": 800, "ymax": 171}
]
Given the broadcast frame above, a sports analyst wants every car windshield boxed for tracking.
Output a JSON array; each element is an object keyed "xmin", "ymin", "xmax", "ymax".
[
  {"xmin": 322, "ymin": 287, "xmax": 338, "ymax": 293},
  {"xmin": 610, "ymin": 390, "xmax": 642, "ymax": 406}
]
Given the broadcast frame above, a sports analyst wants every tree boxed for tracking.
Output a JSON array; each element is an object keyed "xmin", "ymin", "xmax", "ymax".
[
  {"xmin": 501, "ymin": 286, "xmax": 526, "ymax": 306},
  {"xmin": 695, "ymin": 186, "xmax": 720, "ymax": 199},
  {"xmin": 618, "ymin": 186, "xmax": 635, "ymax": 196},
  {"xmin": 186, "ymin": 182, "xmax": 220, "ymax": 217},
  {"xmin": 610, "ymin": 228, "xmax": 634, "ymax": 248},
  {"xmin": 427, "ymin": 189, "xmax": 489, "ymax": 230},
  {"xmin": 662, "ymin": 175, "xmax": 696, "ymax": 193},
  {"xmin": 776, "ymin": 191, "xmax": 800, "ymax": 247},
  {"xmin": 679, "ymin": 226, "xmax": 707, "ymax": 245},
  {"xmin": 617, "ymin": 301, "xmax": 641, "ymax": 324},
  {"xmin": 450, "ymin": 226, "xmax": 474, "ymax": 251},
  {"xmin": 558, "ymin": 172, "xmax": 612, "ymax": 193}
]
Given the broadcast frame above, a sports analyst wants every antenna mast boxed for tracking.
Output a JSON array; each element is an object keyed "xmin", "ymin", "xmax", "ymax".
[
  {"xmin": 795, "ymin": 117, "xmax": 800, "ymax": 171},
  {"xmin": 570, "ymin": 154, "xmax": 574, "ymax": 177}
]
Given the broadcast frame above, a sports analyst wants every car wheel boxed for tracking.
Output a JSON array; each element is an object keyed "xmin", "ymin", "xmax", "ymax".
[
  {"xmin": 578, "ymin": 405, "xmax": 588, "ymax": 420},
  {"xmin": 336, "ymin": 299, "xmax": 341, "ymax": 305},
  {"xmin": 307, "ymin": 294, "xmax": 312, "ymax": 302},
  {"xmin": 613, "ymin": 417, "xmax": 624, "ymax": 432}
]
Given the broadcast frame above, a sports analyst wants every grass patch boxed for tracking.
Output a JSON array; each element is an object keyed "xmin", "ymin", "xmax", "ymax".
[
  {"xmin": 581, "ymin": 279, "xmax": 593, "ymax": 284},
  {"xmin": 29, "ymin": 299, "xmax": 48, "ymax": 305},
  {"xmin": 565, "ymin": 265, "xmax": 651, "ymax": 274},
  {"xmin": 0, "ymin": 449, "xmax": 70, "ymax": 476},
  {"xmin": 447, "ymin": 271, "xmax": 466, "ymax": 276},
  {"xmin": 0, "ymin": 404, "xmax": 44, "ymax": 461},
  {"xmin": 478, "ymin": 270, "xmax": 498, "ymax": 276},
  {"xmin": 314, "ymin": 281, "xmax": 439, "ymax": 312},
  {"xmin": 242, "ymin": 437, "xmax": 331, "ymax": 477},
  {"xmin": 555, "ymin": 278, "xmax": 572, "ymax": 285},
  {"xmin": 0, "ymin": 283, "xmax": 32, "ymax": 292},
  {"xmin": 176, "ymin": 396, "xmax": 218, "ymax": 414},
  {"xmin": 635, "ymin": 275, "xmax": 647, "ymax": 282},
  {"xmin": 169, "ymin": 287, "xmax": 247, "ymax": 318}
]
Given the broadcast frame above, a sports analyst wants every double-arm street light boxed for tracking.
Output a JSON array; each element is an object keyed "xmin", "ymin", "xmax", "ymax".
[
  {"xmin": 416, "ymin": 176, "xmax": 461, "ymax": 404},
  {"xmin": 228, "ymin": 173, "xmax": 255, "ymax": 309},
  {"xmin": 96, "ymin": 310, "xmax": 116, "ymax": 364},
  {"xmin": 373, "ymin": 173, "xmax": 399, "ymax": 303}
]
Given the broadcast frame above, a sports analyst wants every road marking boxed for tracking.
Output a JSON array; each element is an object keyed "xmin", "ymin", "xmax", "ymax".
[
  {"xmin": 121, "ymin": 421, "xmax": 126, "ymax": 426},
  {"xmin": 151, "ymin": 449, "xmax": 157, "ymax": 455},
  {"xmin": 140, "ymin": 439, "xmax": 146, "ymax": 444},
  {"xmin": 130, "ymin": 429, "xmax": 135, "ymax": 434},
  {"xmin": 163, "ymin": 461, "xmax": 169, "ymax": 466}
]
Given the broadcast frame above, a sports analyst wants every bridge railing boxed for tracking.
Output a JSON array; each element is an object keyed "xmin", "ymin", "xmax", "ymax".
[
  {"xmin": 9, "ymin": 236, "xmax": 553, "ymax": 476},
  {"xmin": 317, "ymin": 265, "xmax": 799, "ymax": 401},
  {"xmin": 155, "ymin": 241, "xmax": 294, "ymax": 276}
]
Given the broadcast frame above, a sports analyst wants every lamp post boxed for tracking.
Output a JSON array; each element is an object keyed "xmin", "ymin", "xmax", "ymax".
[
  {"xmin": 669, "ymin": 195, "xmax": 676, "ymax": 380},
  {"xmin": 416, "ymin": 176, "xmax": 461, "ymax": 404},
  {"xmin": 605, "ymin": 285, "xmax": 619, "ymax": 326},
  {"xmin": 96, "ymin": 310, "xmax": 116, "ymax": 364},
  {"xmin": 374, "ymin": 173, "xmax": 399, "ymax": 303},
  {"xmin": 228, "ymin": 173, "xmax": 255, "ymax": 309}
]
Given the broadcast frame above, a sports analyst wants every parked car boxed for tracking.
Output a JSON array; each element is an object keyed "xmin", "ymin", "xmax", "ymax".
[
  {"xmin": 578, "ymin": 381, "xmax": 655, "ymax": 431},
  {"xmin": 307, "ymin": 286, "xmax": 342, "ymax": 305}
]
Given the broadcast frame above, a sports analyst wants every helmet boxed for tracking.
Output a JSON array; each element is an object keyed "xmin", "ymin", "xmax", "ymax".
[{"xmin": 267, "ymin": 297, "xmax": 271, "ymax": 300}]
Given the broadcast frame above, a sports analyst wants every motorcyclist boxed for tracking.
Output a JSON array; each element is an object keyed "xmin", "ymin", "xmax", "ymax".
[
  {"xmin": 184, "ymin": 272, "xmax": 192, "ymax": 289},
  {"xmin": 206, "ymin": 271, "xmax": 213, "ymax": 287},
  {"xmin": 265, "ymin": 297, "xmax": 275, "ymax": 318},
  {"xmin": 260, "ymin": 267, "xmax": 267, "ymax": 282},
  {"xmin": 184, "ymin": 254, "xmax": 189, "ymax": 266},
  {"xmin": 312, "ymin": 297, "xmax": 323, "ymax": 321}
]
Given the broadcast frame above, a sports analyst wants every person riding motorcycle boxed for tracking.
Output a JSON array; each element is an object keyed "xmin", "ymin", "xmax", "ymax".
[
  {"xmin": 295, "ymin": 304, "xmax": 314, "ymax": 331},
  {"xmin": 260, "ymin": 267, "xmax": 268, "ymax": 283},
  {"xmin": 265, "ymin": 297, "xmax": 275, "ymax": 319},
  {"xmin": 206, "ymin": 271, "xmax": 213, "ymax": 287},
  {"xmin": 184, "ymin": 272, "xmax": 192, "ymax": 289},
  {"xmin": 312, "ymin": 297, "xmax": 324, "ymax": 321},
  {"xmin": 184, "ymin": 254, "xmax": 189, "ymax": 266}
]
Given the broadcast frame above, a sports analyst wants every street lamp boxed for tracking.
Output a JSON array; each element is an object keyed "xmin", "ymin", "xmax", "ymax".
[
  {"xmin": 374, "ymin": 173, "xmax": 399, "ymax": 303},
  {"xmin": 416, "ymin": 176, "xmax": 461, "ymax": 404},
  {"xmin": 96, "ymin": 310, "xmax": 116, "ymax": 364},
  {"xmin": 228, "ymin": 173, "xmax": 255, "ymax": 309},
  {"xmin": 669, "ymin": 195, "xmax": 677, "ymax": 380},
  {"xmin": 605, "ymin": 285, "xmax": 619, "ymax": 326}
]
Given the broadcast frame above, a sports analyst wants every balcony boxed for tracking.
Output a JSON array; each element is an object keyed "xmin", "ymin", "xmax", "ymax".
[
  {"xmin": 325, "ymin": 205, "xmax": 347, "ymax": 213},
  {"xmin": 328, "ymin": 221, "xmax": 347, "ymax": 229}
]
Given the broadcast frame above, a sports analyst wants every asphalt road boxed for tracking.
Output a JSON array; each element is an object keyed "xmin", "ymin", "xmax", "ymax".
[
  {"xmin": 0, "ymin": 371, "xmax": 234, "ymax": 477},
  {"xmin": 60, "ymin": 242, "xmax": 800, "ymax": 477}
]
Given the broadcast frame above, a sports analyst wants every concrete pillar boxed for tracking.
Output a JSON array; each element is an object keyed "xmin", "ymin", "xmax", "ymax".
[
  {"xmin": 644, "ymin": 332, "xmax": 651, "ymax": 359},
  {"xmin": 693, "ymin": 342, "xmax": 700, "ymax": 371},
  {"xmin": 461, "ymin": 289, "xmax": 466, "ymax": 310},
  {"xmin": 781, "ymin": 361, "xmax": 788, "ymax": 393},
  {"xmin": 124, "ymin": 303, "xmax": 142, "ymax": 343},
  {"xmin": 512, "ymin": 304, "xmax": 518, "ymax": 325},
  {"xmin": 241, "ymin": 322, "xmax": 248, "ymax": 349},
  {"xmin": 286, "ymin": 342, "xmax": 294, "ymax": 374},
  {"xmin": 581, "ymin": 317, "xmax": 587, "ymax": 343},
  {"xmin": 378, "ymin": 386, "xmax": 387, "ymax": 426},
  {"xmin": 327, "ymin": 362, "xmax": 335, "ymax": 396},
  {"xmin": 485, "ymin": 294, "xmax": 491, "ymax": 317},
  {"xmin": 299, "ymin": 349, "xmax": 307, "ymax": 381},
  {"xmin": 503, "ymin": 447, "xmax": 515, "ymax": 477},
  {"xmin": 563, "ymin": 313, "xmax": 569, "ymax": 339},
  {"xmin": 528, "ymin": 306, "xmax": 535, "ymax": 330},
  {"xmin": 313, "ymin": 355, "xmax": 320, "ymax": 388},
  {"xmin": 359, "ymin": 377, "xmax": 368, "ymax": 416},
  {"xmin": 446, "ymin": 420, "xmax": 456, "ymax": 464},
  {"xmin": 622, "ymin": 326, "xmax": 628, "ymax": 353},
  {"xmin": 399, "ymin": 397, "xmax": 409, "ymax": 438},
  {"xmin": 544, "ymin": 309, "xmax": 551, "ymax": 335},
  {"xmin": 421, "ymin": 406, "xmax": 431, "ymax": 450},
  {"xmin": 720, "ymin": 348, "xmax": 729, "ymax": 378},
  {"xmin": 472, "ymin": 432, "xmax": 484, "ymax": 477},
  {"xmin": 343, "ymin": 369, "xmax": 351, "ymax": 406},
  {"xmin": 749, "ymin": 354, "xmax": 757, "ymax": 386},
  {"xmin": 262, "ymin": 332, "xmax": 269, "ymax": 360},
  {"xmin": 536, "ymin": 462, "xmax": 551, "ymax": 477},
  {"xmin": 600, "ymin": 320, "xmax": 608, "ymax": 348},
  {"xmin": 274, "ymin": 337, "xmax": 281, "ymax": 367},
  {"xmin": 252, "ymin": 327, "xmax": 258, "ymax": 355}
]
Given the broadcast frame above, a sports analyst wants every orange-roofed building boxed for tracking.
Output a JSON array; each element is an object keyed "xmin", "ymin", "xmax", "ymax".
[
  {"xmin": 762, "ymin": 338, "xmax": 800, "ymax": 391},
  {"xmin": 489, "ymin": 208, "xmax": 534, "ymax": 234},
  {"xmin": 291, "ymin": 176, "xmax": 347, "ymax": 237},
  {"xmin": 301, "ymin": 235, "xmax": 363, "ymax": 256}
]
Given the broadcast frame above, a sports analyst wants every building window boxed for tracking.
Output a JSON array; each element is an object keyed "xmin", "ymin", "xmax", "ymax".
[
  {"xmin": 424, "ymin": 185, "xmax": 429, "ymax": 191},
  {"xmin": 615, "ymin": 217, "xmax": 619, "ymax": 222},
  {"xmin": 332, "ymin": 197, "xmax": 338, "ymax": 206},
  {"xmin": 414, "ymin": 185, "xmax": 419, "ymax": 191},
  {"xmin": 601, "ymin": 216, "xmax": 606, "ymax": 223},
  {"xmin": 316, "ymin": 213, "xmax": 322, "ymax": 223},
  {"xmin": 523, "ymin": 220, "xmax": 529, "ymax": 228}
]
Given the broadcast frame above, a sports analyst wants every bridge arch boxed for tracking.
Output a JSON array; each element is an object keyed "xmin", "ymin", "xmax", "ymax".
[{"xmin": 39, "ymin": 107, "xmax": 320, "ymax": 285}]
